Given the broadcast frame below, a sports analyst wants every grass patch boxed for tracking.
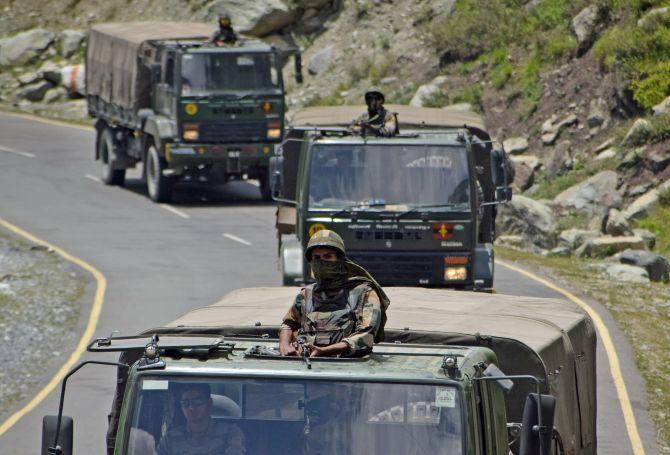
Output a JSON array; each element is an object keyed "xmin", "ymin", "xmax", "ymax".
[
  {"xmin": 637, "ymin": 205, "xmax": 670, "ymax": 256},
  {"xmin": 497, "ymin": 246, "xmax": 670, "ymax": 449},
  {"xmin": 531, "ymin": 169, "xmax": 588, "ymax": 200},
  {"xmin": 555, "ymin": 212, "xmax": 591, "ymax": 231}
]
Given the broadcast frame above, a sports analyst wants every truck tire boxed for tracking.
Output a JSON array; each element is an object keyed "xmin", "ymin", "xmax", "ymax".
[
  {"xmin": 259, "ymin": 169, "xmax": 272, "ymax": 201},
  {"xmin": 145, "ymin": 142, "xmax": 174, "ymax": 203},
  {"xmin": 98, "ymin": 127, "xmax": 126, "ymax": 186}
]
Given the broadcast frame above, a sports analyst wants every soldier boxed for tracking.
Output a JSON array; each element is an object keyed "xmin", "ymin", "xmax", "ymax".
[
  {"xmin": 351, "ymin": 87, "xmax": 398, "ymax": 137},
  {"xmin": 279, "ymin": 230, "xmax": 390, "ymax": 358},
  {"xmin": 210, "ymin": 15, "xmax": 238, "ymax": 46}
]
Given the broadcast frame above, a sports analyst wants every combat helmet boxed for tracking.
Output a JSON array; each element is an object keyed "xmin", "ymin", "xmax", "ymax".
[
  {"xmin": 218, "ymin": 15, "xmax": 232, "ymax": 27},
  {"xmin": 364, "ymin": 86, "xmax": 385, "ymax": 103},
  {"xmin": 305, "ymin": 229, "xmax": 345, "ymax": 261}
]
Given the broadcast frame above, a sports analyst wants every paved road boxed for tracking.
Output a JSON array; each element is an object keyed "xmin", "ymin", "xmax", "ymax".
[{"xmin": 0, "ymin": 112, "xmax": 659, "ymax": 454}]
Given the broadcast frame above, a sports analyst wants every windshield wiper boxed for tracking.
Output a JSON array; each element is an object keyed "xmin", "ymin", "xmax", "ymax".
[
  {"xmin": 395, "ymin": 203, "xmax": 465, "ymax": 219},
  {"xmin": 327, "ymin": 199, "xmax": 387, "ymax": 218}
]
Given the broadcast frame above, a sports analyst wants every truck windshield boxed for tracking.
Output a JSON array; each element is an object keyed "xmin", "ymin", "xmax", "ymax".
[
  {"xmin": 124, "ymin": 377, "xmax": 463, "ymax": 455},
  {"xmin": 308, "ymin": 144, "xmax": 471, "ymax": 211},
  {"xmin": 180, "ymin": 52, "xmax": 280, "ymax": 95}
]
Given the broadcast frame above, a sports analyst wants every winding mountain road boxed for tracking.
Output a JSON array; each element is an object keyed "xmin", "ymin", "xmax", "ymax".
[{"xmin": 0, "ymin": 112, "xmax": 659, "ymax": 454}]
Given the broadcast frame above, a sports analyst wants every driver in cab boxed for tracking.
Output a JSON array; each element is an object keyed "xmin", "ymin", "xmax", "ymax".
[{"xmin": 279, "ymin": 230, "xmax": 389, "ymax": 358}]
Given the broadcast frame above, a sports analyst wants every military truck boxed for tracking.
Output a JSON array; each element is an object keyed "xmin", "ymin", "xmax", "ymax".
[
  {"xmin": 42, "ymin": 287, "xmax": 595, "ymax": 455},
  {"xmin": 271, "ymin": 105, "xmax": 512, "ymax": 288},
  {"xmin": 86, "ymin": 22, "xmax": 302, "ymax": 202}
]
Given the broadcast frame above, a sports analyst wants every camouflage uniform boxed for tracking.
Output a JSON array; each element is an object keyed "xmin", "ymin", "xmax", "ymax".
[
  {"xmin": 352, "ymin": 108, "xmax": 398, "ymax": 137},
  {"xmin": 280, "ymin": 283, "xmax": 382, "ymax": 356},
  {"xmin": 157, "ymin": 421, "xmax": 245, "ymax": 455}
]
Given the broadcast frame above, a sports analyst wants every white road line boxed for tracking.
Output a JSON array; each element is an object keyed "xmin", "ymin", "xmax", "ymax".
[
  {"xmin": 159, "ymin": 204, "xmax": 191, "ymax": 219},
  {"xmin": 223, "ymin": 233, "xmax": 252, "ymax": 246},
  {"xmin": 84, "ymin": 174, "xmax": 102, "ymax": 183},
  {"xmin": 0, "ymin": 145, "xmax": 35, "ymax": 158}
]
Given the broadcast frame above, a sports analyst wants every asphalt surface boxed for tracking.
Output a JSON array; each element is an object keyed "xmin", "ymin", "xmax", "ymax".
[{"xmin": 0, "ymin": 112, "xmax": 660, "ymax": 454}]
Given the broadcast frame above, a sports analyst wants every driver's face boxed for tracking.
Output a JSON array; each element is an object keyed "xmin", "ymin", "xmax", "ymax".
[
  {"xmin": 366, "ymin": 94, "xmax": 383, "ymax": 111},
  {"xmin": 180, "ymin": 390, "xmax": 212, "ymax": 424}
]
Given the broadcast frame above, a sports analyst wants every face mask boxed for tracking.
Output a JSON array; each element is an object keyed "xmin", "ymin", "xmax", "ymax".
[{"xmin": 311, "ymin": 258, "xmax": 348, "ymax": 289}]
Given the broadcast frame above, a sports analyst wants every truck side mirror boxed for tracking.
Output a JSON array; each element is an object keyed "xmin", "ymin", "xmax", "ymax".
[
  {"xmin": 294, "ymin": 52, "xmax": 303, "ymax": 84},
  {"xmin": 150, "ymin": 64, "xmax": 161, "ymax": 84},
  {"xmin": 42, "ymin": 415, "xmax": 73, "ymax": 455},
  {"xmin": 491, "ymin": 147, "xmax": 513, "ymax": 202},
  {"xmin": 269, "ymin": 155, "xmax": 284, "ymax": 198},
  {"xmin": 519, "ymin": 393, "xmax": 556, "ymax": 455}
]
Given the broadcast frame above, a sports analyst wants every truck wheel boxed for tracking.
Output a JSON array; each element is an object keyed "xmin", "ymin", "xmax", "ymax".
[
  {"xmin": 98, "ymin": 128, "xmax": 126, "ymax": 186},
  {"xmin": 145, "ymin": 143, "xmax": 174, "ymax": 203}
]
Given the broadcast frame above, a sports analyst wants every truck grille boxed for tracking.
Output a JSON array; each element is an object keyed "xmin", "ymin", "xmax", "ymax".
[
  {"xmin": 347, "ymin": 251, "xmax": 453, "ymax": 286},
  {"xmin": 198, "ymin": 122, "xmax": 266, "ymax": 143}
]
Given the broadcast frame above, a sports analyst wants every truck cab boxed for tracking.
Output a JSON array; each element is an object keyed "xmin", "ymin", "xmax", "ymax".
[{"xmin": 272, "ymin": 106, "xmax": 512, "ymax": 289}]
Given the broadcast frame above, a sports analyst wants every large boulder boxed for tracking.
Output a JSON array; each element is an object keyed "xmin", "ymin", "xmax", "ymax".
[
  {"xmin": 571, "ymin": 5, "xmax": 604, "ymax": 55},
  {"xmin": 605, "ymin": 208, "xmax": 632, "ymax": 236},
  {"xmin": 605, "ymin": 264, "xmax": 650, "ymax": 284},
  {"xmin": 15, "ymin": 80, "xmax": 52, "ymax": 102},
  {"xmin": 633, "ymin": 228, "xmax": 656, "ymax": 249},
  {"xmin": 545, "ymin": 141, "xmax": 573, "ymax": 178},
  {"xmin": 618, "ymin": 249, "xmax": 670, "ymax": 282},
  {"xmin": 503, "ymin": 136, "xmax": 529, "ymax": 155},
  {"xmin": 621, "ymin": 180, "xmax": 670, "ymax": 221},
  {"xmin": 558, "ymin": 229, "xmax": 599, "ymax": 250},
  {"xmin": 409, "ymin": 76, "xmax": 448, "ymax": 107},
  {"xmin": 587, "ymin": 97, "xmax": 610, "ymax": 131},
  {"xmin": 512, "ymin": 161, "xmax": 535, "ymax": 191},
  {"xmin": 0, "ymin": 29, "xmax": 55, "ymax": 66},
  {"xmin": 541, "ymin": 114, "xmax": 578, "ymax": 145},
  {"xmin": 621, "ymin": 118, "xmax": 652, "ymax": 146},
  {"xmin": 554, "ymin": 171, "xmax": 622, "ymax": 216},
  {"xmin": 208, "ymin": 0, "xmax": 297, "ymax": 37},
  {"xmin": 575, "ymin": 235, "xmax": 646, "ymax": 258},
  {"xmin": 652, "ymin": 96, "xmax": 670, "ymax": 116},
  {"xmin": 497, "ymin": 195, "xmax": 556, "ymax": 248},
  {"xmin": 307, "ymin": 45, "xmax": 333, "ymax": 75},
  {"xmin": 59, "ymin": 30, "xmax": 86, "ymax": 58}
]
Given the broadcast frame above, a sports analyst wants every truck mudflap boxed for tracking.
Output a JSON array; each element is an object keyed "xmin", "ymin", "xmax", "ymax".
[{"xmin": 472, "ymin": 243, "xmax": 494, "ymax": 290}]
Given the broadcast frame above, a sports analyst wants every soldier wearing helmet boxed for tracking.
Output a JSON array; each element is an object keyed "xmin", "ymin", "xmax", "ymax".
[
  {"xmin": 210, "ymin": 15, "xmax": 238, "ymax": 45},
  {"xmin": 351, "ymin": 87, "xmax": 398, "ymax": 137},
  {"xmin": 279, "ymin": 230, "xmax": 390, "ymax": 358}
]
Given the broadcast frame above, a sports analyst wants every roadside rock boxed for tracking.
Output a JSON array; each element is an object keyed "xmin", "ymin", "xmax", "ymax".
[
  {"xmin": 38, "ymin": 61, "xmax": 62, "ymax": 85},
  {"xmin": 59, "ymin": 30, "xmax": 85, "ymax": 58},
  {"xmin": 44, "ymin": 87, "xmax": 68, "ymax": 103},
  {"xmin": 571, "ymin": 5, "xmax": 603, "ymax": 55},
  {"xmin": 622, "ymin": 189, "xmax": 660, "ymax": 221},
  {"xmin": 647, "ymin": 150, "xmax": 670, "ymax": 173},
  {"xmin": 545, "ymin": 141, "xmax": 573, "ymax": 178},
  {"xmin": 593, "ymin": 138, "xmax": 615, "ymax": 154},
  {"xmin": 409, "ymin": 76, "xmax": 448, "ymax": 107},
  {"xmin": 208, "ymin": 0, "xmax": 297, "ymax": 37},
  {"xmin": 497, "ymin": 195, "xmax": 556, "ymax": 248},
  {"xmin": 637, "ymin": 7, "xmax": 670, "ymax": 31},
  {"xmin": 509, "ymin": 154, "xmax": 540, "ymax": 171},
  {"xmin": 503, "ymin": 136, "xmax": 529, "ymax": 155},
  {"xmin": 307, "ymin": 45, "xmax": 333, "ymax": 75},
  {"xmin": 512, "ymin": 162, "xmax": 534, "ymax": 191},
  {"xmin": 652, "ymin": 96, "xmax": 670, "ymax": 116},
  {"xmin": 594, "ymin": 148, "xmax": 617, "ymax": 161},
  {"xmin": 621, "ymin": 118, "xmax": 652, "ymax": 147},
  {"xmin": 541, "ymin": 114, "xmax": 578, "ymax": 145},
  {"xmin": 554, "ymin": 171, "xmax": 621, "ymax": 216},
  {"xmin": 0, "ymin": 28, "xmax": 55, "ymax": 66},
  {"xmin": 618, "ymin": 249, "xmax": 670, "ymax": 282},
  {"xmin": 558, "ymin": 229, "xmax": 599, "ymax": 250},
  {"xmin": 633, "ymin": 228, "xmax": 656, "ymax": 250},
  {"xmin": 15, "ymin": 80, "xmax": 52, "ymax": 102},
  {"xmin": 606, "ymin": 264, "xmax": 650, "ymax": 284},
  {"xmin": 495, "ymin": 235, "xmax": 525, "ymax": 250},
  {"xmin": 587, "ymin": 97, "xmax": 609, "ymax": 130},
  {"xmin": 17, "ymin": 72, "xmax": 42, "ymax": 86},
  {"xmin": 605, "ymin": 208, "xmax": 632, "ymax": 236},
  {"xmin": 576, "ymin": 235, "xmax": 646, "ymax": 258}
]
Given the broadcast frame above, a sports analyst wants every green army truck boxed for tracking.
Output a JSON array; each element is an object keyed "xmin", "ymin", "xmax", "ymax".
[
  {"xmin": 86, "ymin": 22, "xmax": 302, "ymax": 202},
  {"xmin": 271, "ymin": 105, "xmax": 513, "ymax": 288},
  {"xmin": 42, "ymin": 287, "xmax": 595, "ymax": 455}
]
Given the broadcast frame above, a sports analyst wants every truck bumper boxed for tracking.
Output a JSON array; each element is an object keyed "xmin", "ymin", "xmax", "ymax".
[
  {"xmin": 165, "ymin": 142, "xmax": 275, "ymax": 175},
  {"xmin": 346, "ymin": 250, "xmax": 473, "ymax": 287}
]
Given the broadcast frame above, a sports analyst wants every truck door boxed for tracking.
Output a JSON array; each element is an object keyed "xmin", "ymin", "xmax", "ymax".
[{"xmin": 156, "ymin": 51, "xmax": 177, "ymax": 117}]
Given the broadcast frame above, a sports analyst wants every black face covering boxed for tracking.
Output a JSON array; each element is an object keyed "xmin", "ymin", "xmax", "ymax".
[{"xmin": 311, "ymin": 258, "xmax": 349, "ymax": 291}]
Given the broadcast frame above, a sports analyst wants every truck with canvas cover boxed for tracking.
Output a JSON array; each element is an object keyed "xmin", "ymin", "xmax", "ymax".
[
  {"xmin": 271, "ymin": 105, "xmax": 513, "ymax": 288},
  {"xmin": 86, "ymin": 22, "xmax": 302, "ymax": 202},
  {"xmin": 42, "ymin": 287, "xmax": 595, "ymax": 455}
]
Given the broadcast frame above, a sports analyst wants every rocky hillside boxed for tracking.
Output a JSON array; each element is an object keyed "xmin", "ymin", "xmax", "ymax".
[{"xmin": 0, "ymin": 0, "xmax": 669, "ymax": 282}]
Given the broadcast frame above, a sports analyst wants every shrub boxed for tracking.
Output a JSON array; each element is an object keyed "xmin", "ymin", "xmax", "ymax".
[
  {"xmin": 629, "ymin": 61, "xmax": 670, "ymax": 109},
  {"xmin": 451, "ymin": 84, "xmax": 483, "ymax": 111}
]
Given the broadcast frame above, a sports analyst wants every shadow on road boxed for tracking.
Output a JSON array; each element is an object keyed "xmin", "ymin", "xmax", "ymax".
[{"xmin": 121, "ymin": 178, "xmax": 274, "ymax": 207}]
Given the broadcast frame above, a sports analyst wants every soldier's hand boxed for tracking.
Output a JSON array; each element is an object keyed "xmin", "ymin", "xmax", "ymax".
[
  {"xmin": 309, "ymin": 345, "xmax": 324, "ymax": 358},
  {"xmin": 279, "ymin": 342, "xmax": 298, "ymax": 356}
]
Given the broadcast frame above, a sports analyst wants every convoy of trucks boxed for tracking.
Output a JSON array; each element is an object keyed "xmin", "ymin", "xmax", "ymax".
[
  {"xmin": 42, "ymin": 287, "xmax": 596, "ymax": 455},
  {"xmin": 86, "ymin": 22, "xmax": 301, "ymax": 202},
  {"xmin": 272, "ymin": 105, "xmax": 512, "ymax": 289}
]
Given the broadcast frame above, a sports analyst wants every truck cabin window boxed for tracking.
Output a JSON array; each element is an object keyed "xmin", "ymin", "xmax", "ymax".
[
  {"xmin": 308, "ymin": 145, "xmax": 471, "ymax": 211},
  {"xmin": 125, "ymin": 378, "xmax": 463, "ymax": 455},
  {"xmin": 180, "ymin": 53, "xmax": 279, "ymax": 95}
]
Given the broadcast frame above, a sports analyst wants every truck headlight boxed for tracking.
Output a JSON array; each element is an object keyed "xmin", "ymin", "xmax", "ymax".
[
  {"xmin": 182, "ymin": 123, "xmax": 199, "ymax": 141},
  {"xmin": 267, "ymin": 120, "xmax": 281, "ymax": 139},
  {"xmin": 444, "ymin": 266, "xmax": 467, "ymax": 281}
]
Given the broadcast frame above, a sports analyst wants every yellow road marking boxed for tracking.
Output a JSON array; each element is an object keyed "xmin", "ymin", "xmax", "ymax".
[
  {"xmin": 497, "ymin": 259, "xmax": 646, "ymax": 455},
  {"xmin": 0, "ymin": 217, "xmax": 106, "ymax": 436},
  {"xmin": 0, "ymin": 109, "xmax": 93, "ymax": 132}
]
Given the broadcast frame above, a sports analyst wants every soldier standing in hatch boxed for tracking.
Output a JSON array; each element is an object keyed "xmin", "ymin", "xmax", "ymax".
[
  {"xmin": 210, "ymin": 15, "xmax": 238, "ymax": 45},
  {"xmin": 279, "ymin": 230, "xmax": 390, "ymax": 358},
  {"xmin": 351, "ymin": 87, "xmax": 398, "ymax": 137}
]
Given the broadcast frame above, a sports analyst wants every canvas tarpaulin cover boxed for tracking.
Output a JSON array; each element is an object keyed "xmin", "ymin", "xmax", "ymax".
[{"xmin": 86, "ymin": 22, "xmax": 215, "ymax": 110}]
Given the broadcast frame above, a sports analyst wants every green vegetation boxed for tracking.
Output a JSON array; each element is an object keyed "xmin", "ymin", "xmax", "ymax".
[
  {"xmin": 637, "ymin": 189, "xmax": 670, "ymax": 256},
  {"xmin": 497, "ymin": 247, "xmax": 670, "ymax": 449}
]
